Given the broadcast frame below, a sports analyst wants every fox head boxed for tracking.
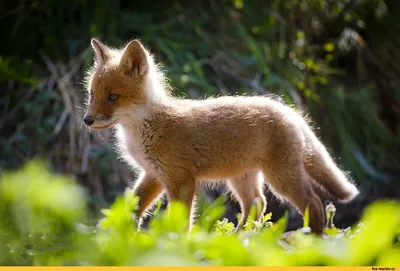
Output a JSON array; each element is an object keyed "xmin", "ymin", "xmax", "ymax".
[{"xmin": 83, "ymin": 38, "xmax": 159, "ymax": 130}]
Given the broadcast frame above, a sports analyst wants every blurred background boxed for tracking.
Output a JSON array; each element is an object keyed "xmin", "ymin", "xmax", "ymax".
[{"xmin": 1, "ymin": 0, "xmax": 399, "ymax": 230}]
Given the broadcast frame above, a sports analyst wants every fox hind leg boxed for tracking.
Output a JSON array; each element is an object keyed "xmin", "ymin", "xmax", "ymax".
[
  {"xmin": 262, "ymin": 161, "xmax": 325, "ymax": 234},
  {"xmin": 227, "ymin": 170, "xmax": 267, "ymax": 230}
]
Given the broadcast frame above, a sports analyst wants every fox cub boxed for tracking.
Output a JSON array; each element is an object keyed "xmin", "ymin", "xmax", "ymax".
[{"xmin": 83, "ymin": 38, "xmax": 359, "ymax": 234}]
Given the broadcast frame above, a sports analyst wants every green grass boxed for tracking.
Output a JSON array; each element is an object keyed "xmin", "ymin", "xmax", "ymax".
[{"xmin": 1, "ymin": 160, "xmax": 399, "ymax": 266}]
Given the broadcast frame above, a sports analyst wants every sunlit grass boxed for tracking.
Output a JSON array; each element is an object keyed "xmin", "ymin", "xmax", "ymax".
[{"xmin": 1, "ymin": 160, "xmax": 399, "ymax": 266}]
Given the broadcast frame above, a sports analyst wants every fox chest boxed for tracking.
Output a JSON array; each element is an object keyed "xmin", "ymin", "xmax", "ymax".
[{"xmin": 120, "ymin": 129, "xmax": 162, "ymax": 174}]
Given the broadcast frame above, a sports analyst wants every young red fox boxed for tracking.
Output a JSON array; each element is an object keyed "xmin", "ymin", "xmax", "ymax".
[{"xmin": 83, "ymin": 38, "xmax": 359, "ymax": 234}]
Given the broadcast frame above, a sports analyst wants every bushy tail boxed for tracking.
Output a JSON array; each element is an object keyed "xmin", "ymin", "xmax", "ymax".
[{"xmin": 302, "ymin": 124, "xmax": 360, "ymax": 202}]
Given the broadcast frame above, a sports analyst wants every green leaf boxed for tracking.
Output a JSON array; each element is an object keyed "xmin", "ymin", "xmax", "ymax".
[
  {"xmin": 323, "ymin": 43, "xmax": 335, "ymax": 52},
  {"xmin": 303, "ymin": 205, "xmax": 309, "ymax": 228},
  {"xmin": 262, "ymin": 212, "xmax": 272, "ymax": 224}
]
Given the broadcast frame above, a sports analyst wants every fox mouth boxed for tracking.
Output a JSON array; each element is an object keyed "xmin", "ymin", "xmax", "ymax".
[
  {"xmin": 90, "ymin": 125, "xmax": 111, "ymax": 131},
  {"xmin": 90, "ymin": 121, "xmax": 115, "ymax": 131},
  {"xmin": 87, "ymin": 118, "xmax": 116, "ymax": 131}
]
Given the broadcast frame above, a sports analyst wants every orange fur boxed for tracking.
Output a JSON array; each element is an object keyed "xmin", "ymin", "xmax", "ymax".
[{"xmin": 83, "ymin": 39, "xmax": 360, "ymax": 234}]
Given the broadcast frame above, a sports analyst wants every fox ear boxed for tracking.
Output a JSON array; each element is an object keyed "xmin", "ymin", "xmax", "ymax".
[
  {"xmin": 119, "ymin": 40, "xmax": 148, "ymax": 77},
  {"xmin": 91, "ymin": 38, "xmax": 110, "ymax": 65}
]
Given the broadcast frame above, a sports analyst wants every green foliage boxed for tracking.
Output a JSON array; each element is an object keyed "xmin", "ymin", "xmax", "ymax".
[
  {"xmin": 244, "ymin": 212, "xmax": 273, "ymax": 232},
  {"xmin": 1, "ymin": 161, "xmax": 400, "ymax": 266},
  {"xmin": 0, "ymin": 159, "xmax": 87, "ymax": 265},
  {"xmin": 214, "ymin": 218, "xmax": 235, "ymax": 235}
]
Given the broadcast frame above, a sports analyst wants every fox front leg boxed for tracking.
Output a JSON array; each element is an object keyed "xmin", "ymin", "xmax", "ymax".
[{"xmin": 132, "ymin": 174, "xmax": 164, "ymax": 229}]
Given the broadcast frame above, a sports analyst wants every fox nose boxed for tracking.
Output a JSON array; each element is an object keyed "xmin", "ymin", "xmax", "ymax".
[{"xmin": 83, "ymin": 115, "xmax": 94, "ymax": 126}]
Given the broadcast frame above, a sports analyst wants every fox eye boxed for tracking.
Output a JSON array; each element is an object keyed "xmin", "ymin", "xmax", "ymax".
[
  {"xmin": 108, "ymin": 93, "xmax": 118, "ymax": 101},
  {"xmin": 89, "ymin": 92, "xmax": 94, "ymax": 102}
]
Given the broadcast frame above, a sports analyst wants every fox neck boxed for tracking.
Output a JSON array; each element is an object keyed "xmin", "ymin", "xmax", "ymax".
[
  {"xmin": 144, "ymin": 64, "xmax": 169, "ymax": 107},
  {"xmin": 117, "ymin": 66, "xmax": 170, "ymax": 131}
]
